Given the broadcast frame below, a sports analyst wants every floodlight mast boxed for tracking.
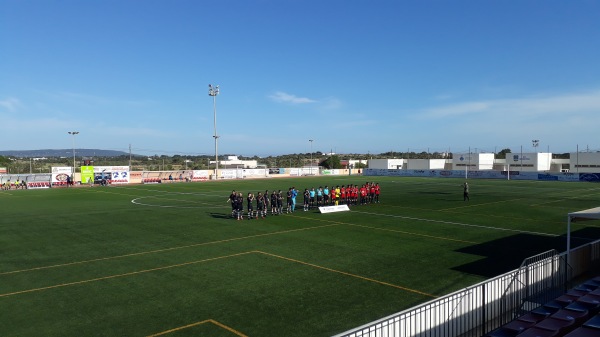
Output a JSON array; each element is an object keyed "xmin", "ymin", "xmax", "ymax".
[
  {"xmin": 208, "ymin": 84, "xmax": 220, "ymax": 179},
  {"xmin": 68, "ymin": 131, "xmax": 79, "ymax": 177},
  {"xmin": 532, "ymin": 139, "xmax": 539, "ymax": 152}
]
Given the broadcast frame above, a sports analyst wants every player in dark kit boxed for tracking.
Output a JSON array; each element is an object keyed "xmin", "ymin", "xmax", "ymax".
[
  {"xmin": 235, "ymin": 192, "xmax": 244, "ymax": 220},
  {"xmin": 271, "ymin": 191, "xmax": 278, "ymax": 215},
  {"xmin": 227, "ymin": 190, "xmax": 237, "ymax": 218},
  {"xmin": 256, "ymin": 192, "xmax": 265, "ymax": 218},
  {"xmin": 277, "ymin": 190, "xmax": 284, "ymax": 214},
  {"xmin": 303, "ymin": 188, "xmax": 310, "ymax": 211},
  {"xmin": 286, "ymin": 188, "xmax": 293, "ymax": 213},
  {"xmin": 263, "ymin": 190, "xmax": 270, "ymax": 217},
  {"xmin": 247, "ymin": 193, "xmax": 255, "ymax": 220}
]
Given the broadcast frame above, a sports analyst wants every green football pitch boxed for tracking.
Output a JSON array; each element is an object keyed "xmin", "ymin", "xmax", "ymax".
[{"xmin": 1, "ymin": 176, "xmax": 600, "ymax": 337}]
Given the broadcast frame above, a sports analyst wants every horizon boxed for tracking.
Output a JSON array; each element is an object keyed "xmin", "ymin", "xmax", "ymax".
[
  {"xmin": 0, "ymin": 147, "xmax": 594, "ymax": 159},
  {"xmin": 2, "ymin": 1, "xmax": 600, "ymax": 156}
]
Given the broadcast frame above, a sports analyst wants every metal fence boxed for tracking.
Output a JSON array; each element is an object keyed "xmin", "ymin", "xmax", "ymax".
[{"xmin": 332, "ymin": 248, "xmax": 580, "ymax": 337}]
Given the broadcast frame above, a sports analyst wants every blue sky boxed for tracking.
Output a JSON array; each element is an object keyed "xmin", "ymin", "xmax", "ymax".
[{"xmin": 1, "ymin": 0, "xmax": 600, "ymax": 157}]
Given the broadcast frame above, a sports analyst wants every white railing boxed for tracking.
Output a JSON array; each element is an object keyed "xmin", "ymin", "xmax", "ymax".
[{"xmin": 332, "ymin": 246, "xmax": 591, "ymax": 337}]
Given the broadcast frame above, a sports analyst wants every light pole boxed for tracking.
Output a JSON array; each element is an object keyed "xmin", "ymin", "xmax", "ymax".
[
  {"xmin": 68, "ymin": 131, "xmax": 79, "ymax": 177},
  {"xmin": 208, "ymin": 84, "xmax": 220, "ymax": 180},
  {"xmin": 309, "ymin": 139, "xmax": 314, "ymax": 175},
  {"xmin": 532, "ymin": 139, "xmax": 539, "ymax": 152}
]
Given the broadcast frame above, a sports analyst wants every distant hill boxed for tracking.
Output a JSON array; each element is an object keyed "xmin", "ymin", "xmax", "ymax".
[{"xmin": 0, "ymin": 149, "xmax": 131, "ymax": 158}]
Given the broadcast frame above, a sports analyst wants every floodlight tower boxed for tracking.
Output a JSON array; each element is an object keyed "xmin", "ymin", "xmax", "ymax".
[
  {"xmin": 208, "ymin": 84, "xmax": 220, "ymax": 179},
  {"xmin": 532, "ymin": 139, "xmax": 539, "ymax": 152},
  {"xmin": 309, "ymin": 139, "xmax": 314, "ymax": 174},
  {"xmin": 68, "ymin": 131, "xmax": 79, "ymax": 175}
]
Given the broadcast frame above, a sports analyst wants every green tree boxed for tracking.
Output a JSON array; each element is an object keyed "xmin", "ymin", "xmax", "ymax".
[
  {"xmin": 320, "ymin": 155, "xmax": 342, "ymax": 169},
  {"xmin": 496, "ymin": 148, "xmax": 512, "ymax": 159},
  {"xmin": 0, "ymin": 156, "xmax": 10, "ymax": 167}
]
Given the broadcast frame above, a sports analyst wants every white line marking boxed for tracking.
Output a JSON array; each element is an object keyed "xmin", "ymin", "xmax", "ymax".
[
  {"xmin": 352, "ymin": 210, "xmax": 558, "ymax": 237},
  {"xmin": 131, "ymin": 197, "xmax": 224, "ymax": 209}
]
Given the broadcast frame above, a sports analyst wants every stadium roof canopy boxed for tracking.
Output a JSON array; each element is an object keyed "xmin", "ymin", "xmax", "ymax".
[
  {"xmin": 567, "ymin": 207, "xmax": 600, "ymax": 263},
  {"xmin": 569, "ymin": 207, "xmax": 600, "ymax": 221}
]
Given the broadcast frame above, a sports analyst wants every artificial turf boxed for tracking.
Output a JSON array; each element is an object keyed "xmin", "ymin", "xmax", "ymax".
[{"xmin": 1, "ymin": 176, "xmax": 599, "ymax": 337}]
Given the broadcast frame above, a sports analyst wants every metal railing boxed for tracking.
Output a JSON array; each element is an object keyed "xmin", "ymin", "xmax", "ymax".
[{"xmin": 332, "ymin": 249, "xmax": 576, "ymax": 337}]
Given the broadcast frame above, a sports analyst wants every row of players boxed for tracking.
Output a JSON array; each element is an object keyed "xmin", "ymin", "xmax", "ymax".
[{"xmin": 227, "ymin": 183, "xmax": 381, "ymax": 220}]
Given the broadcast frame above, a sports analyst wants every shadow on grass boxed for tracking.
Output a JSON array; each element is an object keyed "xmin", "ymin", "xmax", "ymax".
[
  {"xmin": 209, "ymin": 212, "xmax": 232, "ymax": 219},
  {"xmin": 452, "ymin": 227, "xmax": 600, "ymax": 277}
]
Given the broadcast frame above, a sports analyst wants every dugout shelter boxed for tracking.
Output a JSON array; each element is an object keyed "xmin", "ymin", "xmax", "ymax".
[{"xmin": 567, "ymin": 207, "xmax": 600, "ymax": 266}]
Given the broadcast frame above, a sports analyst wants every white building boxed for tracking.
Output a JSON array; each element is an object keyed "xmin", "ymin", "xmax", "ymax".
[
  {"xmin": 368, "ymin": 158, "xmax": 449, "ymax": 170},
  {"xmin": 452, "ymin": 153, "xmax": 495, "ymax": 170},
  {"xmin": 570, "ymin": 152, "xmax": 600, "ymax": 173},
  {"xmin": 368, "ymin": 159, "xmax": 406, "ymax": 170},
  {"xmin": 503, "ymin": 152, "xmax": 552, "ymax": 172},
  {"xmin": 341, "ymin": 159, "xmax": 368, "ymax": 169},
  {"xmin": 406, "ymin": 159, "xmax": 447, "ymax": 170},
  {"xmin": 212, "ymin": 156, "xmax": 258, "ymax": 169},
  {"xmin": 355, "ymin": 152, "xmax": 600, "ymax": 173}
]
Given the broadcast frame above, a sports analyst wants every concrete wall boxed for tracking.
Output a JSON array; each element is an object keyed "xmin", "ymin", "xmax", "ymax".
[
  {"xmin": 570, "ymin": 152, "xmax": 600, "ymax": 173},
  {"xmin": 406, "ymin": 159, "xmax": 446, "ymax": 170},
  {"xmin": 505, "ymin": 152, "xmax": 552, "ymax": 172},
  {"xmin": 452, "ymin": 153, "xmax": 495, "ymax": 170},
  {"xmin": 368, "ymin": 159, "xmax": 406, "ymax": 170}
]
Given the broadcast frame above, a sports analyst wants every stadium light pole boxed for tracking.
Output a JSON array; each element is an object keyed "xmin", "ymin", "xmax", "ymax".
[
  {"xmin": 208, "ymin": 84, "xmax": 220, "ymax": 180},
  {"xmin": 68, "ymin": 131, "xmax": 79, "ymax": 176},
  {"xmin": 309, "ymin": 139, "xmax": 314, "ymax": 175}
]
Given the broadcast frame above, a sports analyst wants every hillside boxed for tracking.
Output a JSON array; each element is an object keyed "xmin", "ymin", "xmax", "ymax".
[{"xmin": 0, "ymin": 149, "xmax": 130, "ymax": 158}]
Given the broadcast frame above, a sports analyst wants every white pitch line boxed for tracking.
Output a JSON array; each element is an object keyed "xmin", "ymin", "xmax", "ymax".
[
  {"xmin": 109, "ymin": 185, "xmax": 224, "ymax": 197},
  {"xmin": 131, "ymin": 197, "xmax": 225, "ymax": 209},
  {"xmin": 352, "ymin": 210, "xmax": 558, "ymax": 237}
]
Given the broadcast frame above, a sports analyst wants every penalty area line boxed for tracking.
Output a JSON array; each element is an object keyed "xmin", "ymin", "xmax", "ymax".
[
  {"xmin": 0, "ymin": 223, "xmax": 341, "ymax": 275},
  {"xmin": 0, "ymin": 252, "xmax": 254, "ymax": 298},
  {"xmin": 147, "ymin": 319, "xmax": 248, "ymax": 337}
]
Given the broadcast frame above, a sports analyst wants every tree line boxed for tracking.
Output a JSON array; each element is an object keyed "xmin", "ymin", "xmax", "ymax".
[{"xmin": 0, "ymin": 148, "xmax": 572, "ymax": 173}]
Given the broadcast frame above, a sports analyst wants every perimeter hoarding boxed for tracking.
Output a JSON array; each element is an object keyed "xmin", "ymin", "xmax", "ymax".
[
  {"xmin": 51, "ymin": 167, "xmax": 72, "ymax": 183},
  {"xmin": 81, "ymin": 166, "xmax": 94, "ymax": 184},
  {"xmin": 580, "ymin": 173, "xmax": 600, "ymax": 182},
  {"xmin": 364, "ymin": 168, "xmax": 596, "ymax": 183},
  {"xmin": 192, "ymin": 170, "xmax": 210, "ymax": 181},
  {"xmin": 220, "ymin": 168, "xmax": 268, "ymax": 179},
  {"xmin": 321, "ymin": 169, "xmax": 340, "ymax": 175},
  {"xmin": 94, "ymin": 166, "xmax": 130, "ymax": 184}
]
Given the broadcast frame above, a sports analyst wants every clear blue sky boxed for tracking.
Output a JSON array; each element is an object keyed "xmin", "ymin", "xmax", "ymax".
[{"xmin": 2, "ymin": 0, "xmax": 599, "ymax": 157}]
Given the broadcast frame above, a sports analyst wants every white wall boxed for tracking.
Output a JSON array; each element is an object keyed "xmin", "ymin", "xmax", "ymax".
[
  {"xmin": 506, "ymin": 152, "xmax": 552, "ymax": 171},
  {"xmin": 407, "ymin": 159, "xmax": 446, "ymax": 170},
  {"xmin": 479, "ymin": 153, "xmax": 495, "ymax": 170},
  {"xmin": 452, "ymin": 153, "xmax": 495, "ymax": 170},
  {"xmin": 368, "ymin": 159, "xmax": 405, "ymax": 169},
  {"xmin": 570, "ymin": 152, "xmax": 600, "ymax": 173}
]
